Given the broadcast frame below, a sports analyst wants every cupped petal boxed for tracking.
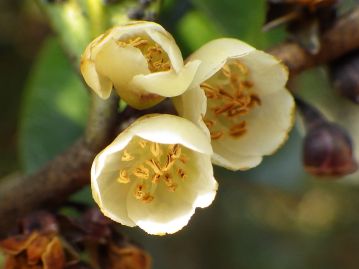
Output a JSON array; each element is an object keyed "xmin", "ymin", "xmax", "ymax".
[
  {"xmin": 190, "ymin": 153, "xmax": 218, "ymax": 208},
  {"xmin": 91, "ymin": 155, "xmax": 135, "ymax": 227},
  {"xmin": 131, "ymin": 60, "xmax": 201, "ymax": 97},
  {"xmin": 187, "ymin": 38, "xmax": 255, "ymax": 86},
  {"xmin": 239, "ymin": 50, "xmax": 289, "ymax": 96},
  {"xmin": 221, "ymin": 88, "xmax": 295, "ymax": 156},
  {"xmin": 127, "ymin": 114, "xmax": 212, "ymax": 155},
  {"xmin": 95, "ymin": 38, "xmax": 150, "ymax": 90},
  {"xmin": 80, "ymin": 59, "xmax": 113, "ymax": 99},
  {"xmin": 145, "ymin": 28, "xmax": 183, "ymax": 72},
  {"xmin": 210, "ymin": 89, "xmax": 295, "ymax": 170},
  {"xmin": 211, "ymin": 146, "xmax": 263, "ymax": 171},
  {"xmin": 91, "ymin": 132, "xmax": 135, "ymax": 226},
  {"xmin": 172, "ymin": 86, "xmax": 209, "ymax": 137}
]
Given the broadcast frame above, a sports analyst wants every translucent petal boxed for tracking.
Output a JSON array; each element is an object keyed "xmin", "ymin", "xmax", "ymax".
[
  {"xmin": 128, "ymin": 114, "xmax": 212, "ymax": 155},
  {"xmin": 91, "ymin": 153, "xmax": 135, "ymax": 226},
  {"xmin": 210, "ymin": 89, "xmax": 295, "ymax": 170},
  {"xmin": 187, "ymin": 38, "xmax": 255, "ymax": 86},
  {"xmin": 80, "ymin": 59, "xmax": 113, "ymax": 99},
  {"xmin": 239, "ymin": 50, "xmax": 289, "ymax": 96},
  {"xmin": 131, "ymin": 60, "xmax": 200, "ymax": 97},
  {"xmin": 95, "ymin": 38, "xmax": 150, "ymax": 90},
  {"xmin": 145, "ymin": 28, "xmax": 183, "ymax": 72},
  {"xmin": 172, "ymin": 86, "xmax": 209, "ymax": 137}
]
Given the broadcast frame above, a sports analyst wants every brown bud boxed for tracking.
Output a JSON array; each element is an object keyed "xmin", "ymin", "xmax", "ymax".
[
  {"xmin": 303, "ymin": 122, "xmax": 358, "ymax": 176},
  {"xmin": 296, "ymin": 97, "xmax": 358, "ymax": 177},
  {"xmin": 330, "ymin": 50, "xmax": 359, "ymax": 104}
]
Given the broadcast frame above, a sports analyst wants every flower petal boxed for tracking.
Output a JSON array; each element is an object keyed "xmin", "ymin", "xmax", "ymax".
[
  {"xmin": 187, "ymin": 38, "xmax": 255, "ymax": 86},
  {"xmin": 91, "ymin": 133, "xmax": 135, "ymax": 227},
  {"xmin": 240, "ymin": 50, "xmax": 289, "ymax": 96},
  {"xmin": 210, "ymin": 89, "xmax": 295, "ymax": 170},
  {"xmin": 131, "ymin": 60, "xmax": 201, "ymax": 97},
  {"xmin": 95, "ymin": 38, "xmax": 150, "ymax": 90},
  {"xmin": 128, "ymin": 114, "xmax": 212, "ymax": 155},
  {"xmin": 145, "ymin": 28, "xmax": 183, "ymax": 72},
  {"xmin": 172, "ymin": 86, "xmax": 209, "ymax": 137},
  {"xmin": 80, "ymin": 59, "xmax": 113, "ymax": 99}
]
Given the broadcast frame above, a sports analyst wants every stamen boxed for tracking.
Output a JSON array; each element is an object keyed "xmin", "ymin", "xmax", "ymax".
[
  {"xmin": 134, "ymin": 184, "xmax": 153, "ymax": 202},
  {"xmin": 134, "ymin": 184, "xmax": 146, "ymax": 199},
  {"xmin": 204, "ymin": 119, "xmax": 215, "ymax": 128},
  {"xmin": 242, "ymin": 80, "xmax": 253, "ymax": 88},
  {"xmin": 249, "ymin": 94, "xmax": 261, "ymax": 106},
  {"xmin": 169, "ymin": 144, "xmax": 181, "ymax": 159},
  {"xmin": 210, "ymin": 131, "xmax": 223, "ymax": 140},
  {"xmin": 129, "ymin": 37, "xmax": 148, "ymax": 47},
  {"xmin": 163, "ymin": 155, "xmax": 175, "ymax": 171},
  {"xmin": 227, "ymin": 107, "xmax": 250, "ymax": 117},
  {"xmin": 152, "ymin": 173, "xmax": 161, "ymax": 184},
  {"xmin": 222, "ymin": 64, "xmax": 231, "ymax": 77},
  {"xmin": 117, "ymin": 169, "xmax": 130, "ymax": 184},
  {"xmin": 121, "ymin": 150, "xmax": 134, "ymax": 162},
  {"xmin": 229, "ymin": 121, "xmax": 247, "ymax": 137},
  {"xmin": 116, "ymin": 37, "xmax": 148, "ymax": 48},
  {"xmin": 234, "ymin": 60, "xmax": 249, "ymax": 75},
  {"xmin": 138, "ymin": 140, "xmax": 147, "ymax": 148},
  {"xmin": 145, "ymin": 44, "xmax": 171, "ymax": 72},
  {"xmin": 177, "ymin": 168, "xmax": 186, "ymax": 179},
  {"xmin": 146, "ymin": 159, "xmax": 162, "ymax": 175},
  {"xmin": 163, "ymin": 174, "xmax": 177, "ymax": 192},
  {"xmin": 142, "ymin": 194, "xmax": 154, "ymax": 203},
  {"xmin": 179, "ymin": 155, "xmax": 188, "ymax": 164},
  {"xmin": 201, "ymin": 83, "xmax": 219, "ymax": 99},
  {"xmin": 133, "ymin": 165, "xmax": 150, "ymax": 180},
  {"xmin": 150, "ymin": 142, "xmax": 161, "ymax": 157},
  {"xmin": 213, "ymin": 103, "xmax": 235, "ymax": 115},
  {"xmin": 219, "ymin": 89, "xmax": 234, "ymax": 100}
]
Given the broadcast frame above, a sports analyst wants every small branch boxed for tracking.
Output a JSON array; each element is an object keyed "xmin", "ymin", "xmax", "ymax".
[
  {"xmin": 269, "ymin": 7, "xmax": 359, "ymax": 75},
  {"xmin": 0, "ymin": 93, "xmax": 118, "ymax": 237}
]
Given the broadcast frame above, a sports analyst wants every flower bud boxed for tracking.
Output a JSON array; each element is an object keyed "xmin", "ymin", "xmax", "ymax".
[
  {"xmin": 80, "ymin": 21, "xmax": 200, "ymax": 109},
  {"xmin": 296, "ymin": 98, "xmax": 358, "ymax": 176},
  {"xmin": 330, "ymin": 50, "xmax": 359, "ymax": 104}
]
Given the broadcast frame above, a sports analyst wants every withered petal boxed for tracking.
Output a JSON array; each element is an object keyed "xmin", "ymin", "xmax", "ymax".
[
  {"xmin": 42, "ymin": 237, "xmax": 65, "ymax": 269},
  {"xmin": 0, "ymin": 233, "xmax": 38, "ymax": 255},
  {"xmin": 27, "ymin": 235, "xmax": 50, "ymax": 265},
  {"xmin": 108, "ymin": 244, "xmax": 152, "ymax": 269}
]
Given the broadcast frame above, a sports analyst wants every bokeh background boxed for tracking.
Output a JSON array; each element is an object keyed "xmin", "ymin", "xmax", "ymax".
[{"xmin": 2, "ymin": 0, "xmax": 359, "ymax": 268}]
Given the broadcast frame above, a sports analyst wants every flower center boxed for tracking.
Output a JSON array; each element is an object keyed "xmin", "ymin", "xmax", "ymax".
[
  {"xmin": 117, "ymin": 36, "xmax": 171, "ymax": 73},
  {"xmin": 200, "ymin": 60, "xmax": 261, "ymax": 140},
  {"xmin": 116, "ymin": 137, "xmax": 189, "ymax": 203}
]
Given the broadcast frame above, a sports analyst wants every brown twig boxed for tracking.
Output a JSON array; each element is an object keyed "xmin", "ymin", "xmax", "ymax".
[
  {"xmin": 0, "ymin": 7, "xmax": 359, "ymax": 237},
  {"xmin": 269, "ymin": 8, "xmax": 359, "ymax": 76},
  {"xmin": 0, "ymin": 93, "xmax": 118, "ymax": 237}
]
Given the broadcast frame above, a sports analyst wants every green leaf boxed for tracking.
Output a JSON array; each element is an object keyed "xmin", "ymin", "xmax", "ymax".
[
  {"xmin": 18, "ymin": 38, "xmax": 89, "ymax": 174},
  {"xmin": 190, "ymin": 0, "xmax": 285, "ymax": 48},
  {"xmin": 38, "ymin": 0, "xmax": 162, "ymax": 63}
]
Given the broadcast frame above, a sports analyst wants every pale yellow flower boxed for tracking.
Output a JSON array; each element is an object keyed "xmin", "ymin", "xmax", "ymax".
[
  {"xmin": 91, "ymin": 114, "xmax": 217, "ymax": 235},
  {"xmin": 174, "ymin": 38, "xmax": 295, "ymax": 170},
  {"xmin": 80, "ymin": 21, "xmax": 200, "ymax": 109}
]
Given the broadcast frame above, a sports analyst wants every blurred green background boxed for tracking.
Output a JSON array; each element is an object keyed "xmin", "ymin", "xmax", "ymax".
[{"xmin": 2, "ymin": 0, "xmax": 359, "ymax": 268}]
